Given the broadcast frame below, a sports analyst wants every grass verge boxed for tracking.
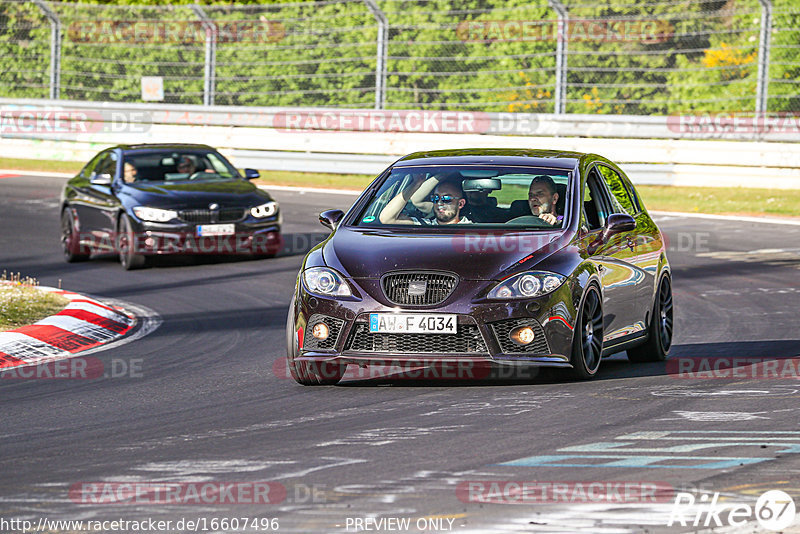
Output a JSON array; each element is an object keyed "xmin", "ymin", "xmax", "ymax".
[
  {"xmin": 253, "ymin": 170, "xmax": 376, "ymax": 190},
  {"xmin": 0, "ymin": 273, "xmax": 69, "ymax": 332},
  {"xmin": 2, "ymin": 157, "xmax": 799, "ymax": 218},
  {"xmin": 0, "ymin": 157, "xmax": 83, "ymax": 174}
]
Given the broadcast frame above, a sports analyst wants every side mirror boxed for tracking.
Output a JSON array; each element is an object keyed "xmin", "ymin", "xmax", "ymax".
[
  {"xmin": 319, "ymin": 209, "xmax": 345, "ymax": 231},
  {"xmin": 602, "ymin": 213, "xmax": 636, "ymax": 240},
  {"xmin": 244, "ymin": 168, "xmax": 260, "ymax": 180},
  {"xmin": 90, "ymin": 172, "xmax": 112, "ymax": 186}
]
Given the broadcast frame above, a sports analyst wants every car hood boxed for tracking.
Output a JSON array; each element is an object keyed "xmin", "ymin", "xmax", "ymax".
[
  {"xmin": 121, "ymin": 180, "xmax": 270, "ymax": 209},
  {"xmin": 322, "ymin": 226, "xmax": 569, "ymax": 281}
]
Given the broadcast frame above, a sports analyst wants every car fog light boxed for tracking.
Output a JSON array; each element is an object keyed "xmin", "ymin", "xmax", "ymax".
[
  {"xmin": 510, "ymin": 326, "xmax": 535, "ymax": 345},
  {"xmin": 311, "ymin": 322, "xmax": 329, "ymax": 341}
]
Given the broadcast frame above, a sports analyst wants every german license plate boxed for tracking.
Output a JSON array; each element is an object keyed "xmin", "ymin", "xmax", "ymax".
[
  {"xmin": 369, "ymin": 313, "xmax": 456, "ymax": 334},
  {"xmin": 196, "ymin": 224, "xmax": 235, "ymax": 236}
]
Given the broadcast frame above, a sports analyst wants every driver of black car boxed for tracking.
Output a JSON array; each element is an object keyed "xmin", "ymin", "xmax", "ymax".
[
  {"xmin": 176, "ymin": 155, "xmax": 215, "ymax": 176},
  {"xmin": 177, "ymin": 155, "xmax": 199, "ymax": 174}
]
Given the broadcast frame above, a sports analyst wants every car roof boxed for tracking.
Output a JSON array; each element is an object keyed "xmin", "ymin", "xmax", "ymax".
[{"xmin": 393, "ymin": 148, "xmax": 587, "ymax": 170}]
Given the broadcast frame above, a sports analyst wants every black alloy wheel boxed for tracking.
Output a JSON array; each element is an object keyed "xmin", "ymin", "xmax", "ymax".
[
  {"xmin": 570, "ymin": 285, "xmax": 603, "ymax": 379},
  {"xmin": 628, "ymin": 275, "xmax": 673, "ymax": 362},
  {"xmin": 61, "ymin": 209, "xmax": 89, "ymax": 263},
  {"xmin": 117, "ymin": 215, "xmax": 146, "ymax": 270}
]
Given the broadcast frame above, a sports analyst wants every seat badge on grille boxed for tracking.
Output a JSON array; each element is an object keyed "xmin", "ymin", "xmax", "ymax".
[
  {"xmin": 209, "ymin": 203, "xmax": 219, "ymax": 210},
  {"xmin": 407, "ymin": 280, "xmax": 427, "ymax": 296}
]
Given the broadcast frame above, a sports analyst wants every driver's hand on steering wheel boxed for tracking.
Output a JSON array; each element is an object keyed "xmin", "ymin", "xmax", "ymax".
[{"xmin": 538, "ymin": 213, "xmax": 558, "ymax": 225}]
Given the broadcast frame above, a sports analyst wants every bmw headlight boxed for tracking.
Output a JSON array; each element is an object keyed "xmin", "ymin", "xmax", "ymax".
[
  {"xmin": 132, "ymin": 206, "xmax": 178, "ymax": 222},
  {"xmin": 303, "ymin": 267, "xmax": 352, "ymax": 297},
  {"xmin": 487, "ymin": 271, "xmax": 566, "ymax": 299},
  {"xmin": 250, "ymin": 201, "xmax": 278, "ymax": 218}
]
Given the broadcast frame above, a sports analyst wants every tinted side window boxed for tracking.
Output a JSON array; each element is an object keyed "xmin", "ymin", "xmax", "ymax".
[
  {"xmin": 94, "ymin": 152, "xmax": 117, "ymax": 178},
  {"xmin": 80, "ymin": 152, "xmax": 106, "ymax": 178},
  {"xmin": 598, "ymin": 165, "xmax": 636, "ymax": 215},
  {"xmin": 622, "ymin": 176, "xmax": 642, "ymax": 213},
  {"xmin": 583, "ymin": 171, "xmax": 611, "ymax": 230}
]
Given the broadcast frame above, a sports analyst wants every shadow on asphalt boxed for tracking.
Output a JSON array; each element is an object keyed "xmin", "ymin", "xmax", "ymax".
[{"xmin": 333, "ymin": 339, "xmax": 800, "ymax": 387}]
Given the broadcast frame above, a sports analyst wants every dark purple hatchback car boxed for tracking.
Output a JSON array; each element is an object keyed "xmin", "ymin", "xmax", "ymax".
[{"xmin": 286, "ymin": 149, "xmax": 673, "ymax": 384}]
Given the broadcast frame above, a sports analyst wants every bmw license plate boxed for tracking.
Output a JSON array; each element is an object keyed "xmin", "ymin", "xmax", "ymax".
[
  {"xmin": 369, "ymin": 313, "xmax": 456, "ymax": 334},
  {"xmin": 196, "ymin": 224, "xmax": 235, "ymax": 236}
]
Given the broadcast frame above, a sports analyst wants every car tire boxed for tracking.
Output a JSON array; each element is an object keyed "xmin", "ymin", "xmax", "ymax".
[
  {"xmin": 61, "ymin": 208, "xmax": 89, "ymax": 263},
  {"xmin": 569, "ymin": 284, "xmax": 603, "ymax": 380},
  {"xmin": 285, "ymin": 305, "xmax": 345, "ymax": 385},
  {"xmin": 291, "ymin": 360, "xmax": 346, "ymax": 386},
  {"xmin": 117, "ymin": 214, "xmax": 146, "ymax": 270},
  {"xmin": 627, "ymin": 275, "xmax": 673, "ymax": 363}
]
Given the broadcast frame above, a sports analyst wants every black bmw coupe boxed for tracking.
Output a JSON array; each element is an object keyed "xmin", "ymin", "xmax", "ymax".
[
  {"xmin": 60, "ymin": 144, "xmax": 282, "ymax": 269},
  {"xmin": 286, "ymin": 149, "xmax": 673, "ymax": 384}
]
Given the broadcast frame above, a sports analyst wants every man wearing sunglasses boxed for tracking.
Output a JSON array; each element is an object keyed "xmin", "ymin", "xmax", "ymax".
[{"xmin": 380, "ymin": 177, "xmax": 471, "ymax": 225}]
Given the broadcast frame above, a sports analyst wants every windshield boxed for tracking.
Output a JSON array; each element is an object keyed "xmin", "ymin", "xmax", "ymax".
[
  {"xmin": 354, "ymin": 165, "xmax": 570, "ymax": 229},
  {"xmin": 121, "ymin": 149, "xmax": 241, "ymax": 183}
]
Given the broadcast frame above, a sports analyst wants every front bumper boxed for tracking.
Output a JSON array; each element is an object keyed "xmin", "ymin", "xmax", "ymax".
[
  {"xmin": 130, "ymin": 220, "xmax": 282, "ymax": 256},
  {"xmin": 292, "ymin": 279, "xmax": 578, "ymax": 369}
]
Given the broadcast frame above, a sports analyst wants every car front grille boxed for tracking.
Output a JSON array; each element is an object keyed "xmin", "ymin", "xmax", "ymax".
[
  {"xmin": 381, "ymin": 271, "xmax": 458, "ymax": 306},
  {"xmin": 303, "ymin": 315, "xmax": 344, "ymax": 351},
  {"xmin": 490, "ymin": 318, "xmax": 550, "ymax": 355},
  {"xmin": 344, "ymin": 320, "xmax": 487, "ymax": 354},
  {"xmin": 178, "ymin": 208, "xmax": 246, "ymax": 224}
]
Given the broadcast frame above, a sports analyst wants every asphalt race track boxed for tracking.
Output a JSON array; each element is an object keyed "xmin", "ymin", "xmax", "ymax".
[{"xmin": 1, "ymin": 174, "xmax": 800, "ymax": 534}]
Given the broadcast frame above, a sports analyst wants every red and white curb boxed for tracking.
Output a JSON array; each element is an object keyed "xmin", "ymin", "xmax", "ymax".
[{"xmin": 0, "ymin": 286, "xmax": 154, "ymax": 370}]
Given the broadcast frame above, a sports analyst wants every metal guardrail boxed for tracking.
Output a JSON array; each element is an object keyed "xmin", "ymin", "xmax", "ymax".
[
  {"xmin": 2, "ymin": 98, "xmax": 799, "ymax": 143},
  {"xmin": 1, "ymin": 98, "xmax": 799, "ymax": 188}
]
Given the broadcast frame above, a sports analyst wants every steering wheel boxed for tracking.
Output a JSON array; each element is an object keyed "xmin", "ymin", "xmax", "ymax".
[{"xmin": 505, "ymin": 215, "xmax": 557, "ymax": 228}]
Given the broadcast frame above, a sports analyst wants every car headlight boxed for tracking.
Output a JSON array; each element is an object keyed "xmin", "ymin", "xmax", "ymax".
[
  {"xmin": 132, "ymin": 206, "xmax": 178, "ymax": 222},
  {"xmin": 303, "ymin": 267, "xmax": 352, "ymax": 297},
  {"xmin": 487, "ymin": 271, "xmax": 566, "ymax": 299},
  {"xmin": 250, "ymin": 201, "xmax": 278, "ymax": 218}
]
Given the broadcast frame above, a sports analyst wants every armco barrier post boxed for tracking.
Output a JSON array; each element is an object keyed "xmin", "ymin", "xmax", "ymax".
[
  {"xmin": 548, "ymin": 0, "xmax": 568, "ymax": 114},
  {"xmin": 32, "ymin": 0, "xmax": 61, "ymax": 100},
  {"xmin": 191, "ymin": 4, "xmax": 217, "ymax": 106},
  {"xmin": 755, "ymin": 0, "xmax": 773, "ymax": 116},
  {"xmin": 363, "ymin": 0, "xmax": 388, "ymax": 110}
]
